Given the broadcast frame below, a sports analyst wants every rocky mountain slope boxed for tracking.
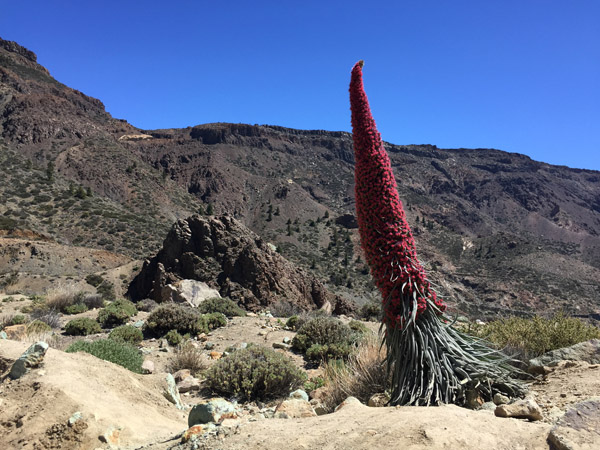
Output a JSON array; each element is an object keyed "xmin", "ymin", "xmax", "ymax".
[{"xmin": 1, "ymin": 37, "xmax": 599, "ymax": 318}]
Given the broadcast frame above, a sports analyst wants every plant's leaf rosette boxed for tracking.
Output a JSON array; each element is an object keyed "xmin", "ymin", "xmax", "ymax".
[{"xmin": 349, "ymin": 60, "xmax": 526, "ymax": 406}]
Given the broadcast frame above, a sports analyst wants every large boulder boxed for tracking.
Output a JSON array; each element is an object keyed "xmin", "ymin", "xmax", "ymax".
[
  {"xmin": 529, "ymin": 339, "xmax": 600, "ymax": 371},
  {"xmin": 128, "ymin": 214, "xmax": 355, "ymax": 314}
]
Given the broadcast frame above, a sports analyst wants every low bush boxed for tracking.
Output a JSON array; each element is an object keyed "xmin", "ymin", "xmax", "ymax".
[
  {"xmin": 63, "ymin": 303, "xmax": 88, "ymax": 315},
  {"xmin": 136, "ymin": 298, "xmax": 158, "ymax": 312},
  {"xmin": 467, "ymin": 313, "xmax": 600, "ymax": 360},
  {"xmin": 348, "ymin": 320, "xmax": 370, "ymax": 334},
  {"xmin": 82, "ymin": 294, "xmax": 104, "ymax": 310},
  {"xmin": 85, "ymin": 273, "xmax": 104, "ymax": 287},
  {"xmin": 197, "ymin": 297, "xmax": 246, "ymax": 317},
  {"xmin": 168, "ymin": 341, "xmax": 206, "ymax": 375},
  {"xmin": 64, "ymin": 317, "xmax": 102, "ymax": 336},
  {"xmin": 359, "ymin": 301, "xmax": 381, "ymax": 322},
  {"xmin": 30, "ymin": 307, "xmax": 61, "ymax": 328},
  {"xmin": 319, "ymin": 334, "xmax": 388, "ymax": 413},
  {"xmin": 10, "ymin": 314, "xmax": 26, "ymax": 325},
  {"xmin": 267, "ymin": 300, "xmax": 303, "ymax": 318},
  {"xmin": 292, "ymin": 317, "xmax": 361, "ymax": 362},
  {"xmin": 97, "ymin": 299, "xmax": 137, "ymax": 329},
  {"xmin": 27, "ymin": 319, "xmax": 52, "ymax": 334},
  {"xmin": 165, "ymin": 329, "xmax": 183, "ymax": 346},
  {"xmin": 96, "ymin": 281, "xmax": 116, "ymax": 301},
  {"xmin": 66, "ymin": 339, "xmax": 143, "ymax": 373},
  {"xmin": 144, "ymin": 304, "xmax": 227, "ymax": 337},
  {"xmin": 109, "ymin": 325, "xmax": 143, "ymax": 345},
  {"xmin": 205, "ymin": 345, "xmax": 306, "ymax": 401}
]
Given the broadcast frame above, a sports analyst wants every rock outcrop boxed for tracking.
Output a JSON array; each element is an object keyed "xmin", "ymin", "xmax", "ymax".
[{"xmin": 128, "ymin": 214, "xmax": 355, "ymax": 314}]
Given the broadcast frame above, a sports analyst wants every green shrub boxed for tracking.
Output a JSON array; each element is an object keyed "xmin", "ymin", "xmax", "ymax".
[
  {"xmin": 136, "ymin": 298, "xmax": 158, "ymax": 312},
  {"xmin": 85, "ymin": 274, "xmax": 104, "ymax": 287},
  {"xmin": 97, "ymin": 299, "xmax": 137, "ymax": 328},
  {"xmin": 165, "ymin": 329, "xmax": 183, "ymax": 346},
  {"xmin": 66, "ymin": 339, "xmax": 143, "ymax": 373},
  {"xmin": 199, "ymin": 312, "xmax": 227, "ymax": 331},
  {"xmin": 348, "ymin": 320, "xmax": 369, "ymax": 334},
  {"xmin": 11, "ymin": 314, "xmax": 26, "ymax": 325},
  {"xmin": 205, "ymin": 345, "xmax": 306, "ymax": 401},
  {"xmin": 292, "ymin": 317, "xmax": 360, "ymax": 361},
  {"xmin": 144, "ymin": 304, "xmax": 227, "ymax": 337},
  {"xmin": 64, "ymin": 317, "xmax": 102, "ymax": 336},
  {"xmin": 144, "ymin": 304, "xmax": 203, "ymax": 336},
  {"xmin": 197, "ymin": 297, "xmax": 246, "ymax": 317},
  {"xmin": 109, "ymin": 325, "xmax": 143, "ymax": 345},
  {"xmin": 286, "ymin": 315, "xmax": 300, "ymax": 331},
  {"xmin": 63, "ymin": 303, "xmax": 88, "ymax": 315},
  {"xmin": 359, "ymin": 301, "xmax": 381, "ymax": 322},
  {"xmin": 96, "ymin": 281, "xmax": 116, "ymax": 301},
  {"xmin": 26, "ymin": 319, "xmax": 52, "ymax": 334},
  {"xmin": 468, "ymin": 314, "xmax": 600, "ymax": 359}
]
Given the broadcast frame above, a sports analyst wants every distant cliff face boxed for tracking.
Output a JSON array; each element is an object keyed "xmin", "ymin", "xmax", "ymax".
[
  {"xmin": 1, "ymin": 38, "xmax": 599, "ymax": 319},
  {"xmin": 128, "ymin": 214, "xmax": 355, "ymax": 315}
]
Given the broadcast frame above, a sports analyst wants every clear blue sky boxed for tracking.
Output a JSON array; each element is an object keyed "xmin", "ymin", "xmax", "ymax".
[{"xmin": 2, "ymin": 1, "xmax": 599, "ymax": 170}]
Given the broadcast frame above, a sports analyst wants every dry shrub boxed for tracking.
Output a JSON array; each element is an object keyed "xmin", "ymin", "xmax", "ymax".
[
  {"xmin": 45, "ymin": 284, "xmax": 79, "ymax": 312},
  {"xmin": 168, "ymin": 341, "xmax": 207, "ymax": 376},
  {"xmin": 320, "ymin": 333, "xmax": 388, "ymax": 412}
]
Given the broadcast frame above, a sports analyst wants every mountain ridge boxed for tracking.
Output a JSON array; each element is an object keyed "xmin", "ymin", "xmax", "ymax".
[{"xmin": 1, "ymin": 37, "xmax": 598, "ymax": 319}]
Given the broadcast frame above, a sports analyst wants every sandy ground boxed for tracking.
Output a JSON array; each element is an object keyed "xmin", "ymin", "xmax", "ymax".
[{"xmin": 1, "ymin": 311, "xmax": 599, "ymax": 449}]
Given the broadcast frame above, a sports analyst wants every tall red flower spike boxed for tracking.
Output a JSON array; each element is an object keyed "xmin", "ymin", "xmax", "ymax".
[
  {"xmin": 350, "ymin": 61, "xmax": 525, "ymax": 406},
  {"xmin": 350, "ymin": 60, "xmax": 445, "ymax": 327}
]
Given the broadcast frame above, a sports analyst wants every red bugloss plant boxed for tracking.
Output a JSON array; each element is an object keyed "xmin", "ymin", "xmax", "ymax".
[
  {"xmin": 349, "ymin": 60, "xmax": 525, "ymax": 406},
  {"xmin": 350, "ymin": 60, "xmax": 445, "ymax": 326}
]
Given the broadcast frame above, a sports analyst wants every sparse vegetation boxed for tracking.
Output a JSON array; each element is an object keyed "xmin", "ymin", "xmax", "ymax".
[
  {"xmin": 205, "ymin": 345, "xmax": 306, "ymax": 401},
  {"xmin": 268, "ymin": 300, "xmax": 303, "ymax": 318},
  {"xmin": 168, "ymin": 340, "xmax": 206, "ymax": 375},
  {"xmin": 64, "ymin": 317, "xmax": 102, "ymax": 336},
  {"xmin": 30, "ymin": 307, "xmax": 61, "ymax": 328},
  {"xmin": 467, "ymin": 313, "xmax": 600, "ymax": 360},
  {"xmin": 26, "ymin": 319, "xmax": 52, "ymax": 334},
  {"xmin": 66, "ymin": 339, "xmax": 143, "ymax": 373},
  {"xmin": 319, "ymin": 333, "xmax": 388, "ymax": 412}
]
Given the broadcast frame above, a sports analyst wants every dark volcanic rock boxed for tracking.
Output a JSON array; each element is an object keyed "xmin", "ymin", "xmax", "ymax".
[{"xmin": 128, "ymin": 215, "xmax": 355, "ymax": 314}]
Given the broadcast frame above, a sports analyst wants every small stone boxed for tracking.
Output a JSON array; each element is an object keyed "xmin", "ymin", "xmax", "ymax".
[
  {"xmin": 334, "ymin": 396, "xmax": 364, "ymax": 412},
  {"xmin": 239, "ymin": 342, "xmax": 248, "ymax": 350},
  {"xmin": 188, "ymin": 398, "xmax": 238, "ymax": 426},
  {"xmin": 159, "ymin": 338, "xmax": 169, "ymax": 348},
  {"xmin": 272, "ymin": 342, "xmax": 291, "ymax": 350},
  {"xmin": 289, "ymin": 389, "xmax": 309, "ymax": 402},
  {"xmin": 133, "ymin": 320, "xmax": 144, "ymax": 328},
  {"xmin": 68, "ymin": 412, "xmax": 83, "ymax": 426},
  {"xmin": 9, "ymin": 341, "xmax": 49, "ymax": 380},
  {"xmin": 174, "ymin": 369, "xmax": 192, "ymax": 382},
  {"xmin": 204, "ymin": 342, "xmax": 215, "ymax": 350},
  {"xmin": 99, "ymin": 425, "xmax": 122, "ymax": 445},
  {"xmin": 548, "ymin": 400, "xmax": 600, "ymax": 450},
  {"xmin": 274, "ymin": 399, "xmax": 317, "ymax": 418},
  {"xmin": 495, "ymin": 398, "xmax": 543, "ymax": 421},
  {"xmin": 3, "ymin": 324, "xmax": 27, "ymax": 340},
  {"xmin": 480, "ymin": 401, "xmax": 497, "ymax": 411},
  {"xmin": 0, "ymin": 331, "xmax": 7, "ymax": 339},
  {"xmin": 258, "ymin": 330, "xmax": 268, "ymax": 336},
  {"xmin": 178, "ymin": 377, "xmax": 201, "ymax": 393},
  {"xmin": 197, "ymin": 333, "xmax": 208, "ymax": 342},
  {"xmin": 560, "ymin": 393, "xmax": 567, "ymax": 398},
  {"xmin": 246, "ymin": 312, "xmax": 257, "ymax": 317},
  {"xmin": 367, "ymin": 393, "xmax": 390, "ymax": 407},
  {"xmin": 310, "ymin": 399, "xmax": 328, "ymax": 416},
  {"xmin": 493, "ymin": 393, "xmax": 510, "ymax": 405},
  {"xmin": 282, "ymin": 337, "xmax": 291, "ymax": 344},
  {"xmin": 182, "ymin": 425, "xmax": 205, "ymax": 443},
  {"xmin": 141, "ymin": 360, "xmax": 155, "ymax": 374},
  {"xmin": 163, "ymin": 373, "xmax": 184, "ymax": 410},
  {"xmin": 209, "ymin": 351, "xmax": 222, "ymax": 360}
]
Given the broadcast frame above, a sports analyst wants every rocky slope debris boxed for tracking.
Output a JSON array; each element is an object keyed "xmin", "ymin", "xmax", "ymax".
[{"xmin": 128, "ymin": 214, "xmax": 355, "ymax": 314}]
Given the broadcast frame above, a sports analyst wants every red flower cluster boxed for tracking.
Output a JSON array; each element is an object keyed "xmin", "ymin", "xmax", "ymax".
[{"xmin": 350, "ymin": 61, "xmax": 446, "ymax": 326}]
